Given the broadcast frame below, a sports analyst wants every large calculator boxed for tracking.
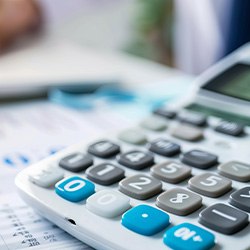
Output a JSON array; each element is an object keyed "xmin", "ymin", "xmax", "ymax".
[{"xmin": 16, "ymin": 44, "xmax": 250, "ymax": 250}]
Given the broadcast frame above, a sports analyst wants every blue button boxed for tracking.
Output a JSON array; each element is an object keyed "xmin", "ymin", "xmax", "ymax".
[
  {"xmin": 55, "ymin": 176, "xmax": 95, "ymax": 202},
  {"xmin": 163, "ymin": 223, "xmax": 215, "ymax": 250},
  {"xmin": 121, "ymin": 204, "xmax": 170, "ymax": 236}
]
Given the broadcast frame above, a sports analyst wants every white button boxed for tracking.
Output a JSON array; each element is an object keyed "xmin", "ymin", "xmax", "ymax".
[
  {"xmin": 86, "ymin": 190, "xmax": 130, "ymax": 218},
  {"xmin": 29, "ymin": 166, "xmax": 64, "ymax": 188}
]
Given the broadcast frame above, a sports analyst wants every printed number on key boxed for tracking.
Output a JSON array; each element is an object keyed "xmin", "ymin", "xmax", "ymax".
[{"xmin": 129, "ymin": 177, "xmax": 152, "ymax": 190}]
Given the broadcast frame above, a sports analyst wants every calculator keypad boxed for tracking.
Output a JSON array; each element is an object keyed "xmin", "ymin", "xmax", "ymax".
[
  {"xmin": 25, "ymin": 107, "xmax": 250, "ymax": 249},
  {"xmin": 86, "ymin": 190, "xmax": 130, "ymax": 218},
  {"xmin": 87, "ymin": 140, "xmax": 120, "ymax": 158},
  {"xmin": 199, "ymin": 203, "xmax": 249, "ymax": 235},
  {"xmin": 122, "ymin": 204, "xmax": 170, "ymax": 236},
  {"xmin": 156, "ymin": 188, "xmax": 202, "ymax": 216},
  {"xmin": 150, "ymin": 161, "xmax": 191, "ymax": 184},
  {"xmin": 117, "ymin": 150, "xmax": 154, "ymax": 170},
  {"xmin": 119, "ymin": 174, "xmax": 162, "ymax": 200},
  {"xmin": 188, "ymin": 173, "xmax": 232, "ymax": 197},
  {"xmin": 181, "ymin": 150, "xmax": 218, "ymax": 169},
  {"xmin": 86, "ymin": 163, "xmax": 125, "ymax": 185},
  {"xmin": 218, "ymin": 161, "xmax": 250, "ymax": 182},
  {"xmin": 59, "ymin": 153, "xmax": 93, "ymax": 172}
]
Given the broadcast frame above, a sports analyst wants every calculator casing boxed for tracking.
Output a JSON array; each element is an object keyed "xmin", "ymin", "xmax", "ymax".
[{"xmin": 15, "ymin": 44, "xmax": 250, "ymax": 250}]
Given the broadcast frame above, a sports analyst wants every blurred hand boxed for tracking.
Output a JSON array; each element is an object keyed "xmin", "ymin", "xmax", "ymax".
[{"xmin": 0, "ymin": 0, "xmax": 41, "ymax": 50}]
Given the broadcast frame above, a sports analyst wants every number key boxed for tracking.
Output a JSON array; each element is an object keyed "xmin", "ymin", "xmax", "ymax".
[
  {"xmin": 188, "ymin": 173, "xmax": 232, "ymax": 197},
  {"xmin": 86, "ymin": 190, "xmax": 130, "ymax": 218},
  {"xmin": 117, "ymin": 151, "xmax": 154, "ymax": 170},
  {"xmin": 119, "ymin": 174, "xmax": 162, "ymax": 200},
  {"xmin": 86, "ymin": 163, "xmax": 124, "ymax": 185},
  {"xmin": 150, "ymin": 161, "xmax": 191, "ymax": 183}
]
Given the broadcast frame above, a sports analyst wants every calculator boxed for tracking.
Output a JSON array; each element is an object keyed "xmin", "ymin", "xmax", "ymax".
[{"xmin": 16, "ymin": 44, "xmax": 250, "ymax": 250}]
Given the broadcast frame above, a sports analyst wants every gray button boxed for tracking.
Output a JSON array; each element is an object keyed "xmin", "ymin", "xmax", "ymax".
[
  {"xmin": 170, "ymin": 124, "xmax": 203, "ymax": 141},
  {"xmin": 140, "ymin": 116, "xmax": 167, "ymax": 131},
  {"xmin": 188, "ymin": 173, "xmax": 232, "ymax": 198},
  {"xmin": 229, "ymin": 187, "xmax": 250, "ymax": 213},
  {"xmin": 86, "ymin": 163, "xmax": 125, "ymax": 186},
  {"xmin": 117, "ymin": 150, "xmax": 154, "ymax": 170},
  {"xmin": 215, "ymin": 121, "xmax": 244, "ymax": 136},
  {"xmin": 59, "ymin": 153, "xmax": 93, "ymax": 172},
  {"xmin": 150, "ymin": 161, "xmax": 191, "ymax": 184},
  {"xmin": 87, "ymin": 140, "xmax": 120, "ymax": 158},
  {"xmin": 156, "ymin": 188, "xmax": 202, "ymax": 216},
  {"xmin": 148, "ymin": 139, "xmax": 181, "ymax": 157},
  {"xmin": 118, "ymin": 129, "xmax": 147, "ymax": 145},
  {"xmin": 119, "ymin": 174, "xmax": 162, "ymax": 200},
  {"xmin": 181, "ymin": 150, "xmax": 218, "ymax": 169},
  {"xmin": 199, "ymin": 203, "xmax": 249, "ymax": 235},
  {"xmin": 218, "ymin": 161, "xmax": 250, "ymax": 182}
]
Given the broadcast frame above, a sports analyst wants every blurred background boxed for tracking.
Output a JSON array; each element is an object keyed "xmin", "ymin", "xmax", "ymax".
[{"xmin": 1, "ymin": 0, "xmax": 250, "ymax": 76}]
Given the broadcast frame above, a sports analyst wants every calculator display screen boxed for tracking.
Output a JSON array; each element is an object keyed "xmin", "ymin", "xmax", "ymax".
[{"xmin": 202, "ymin": 63, "xmax": 250, "ymax": 102}]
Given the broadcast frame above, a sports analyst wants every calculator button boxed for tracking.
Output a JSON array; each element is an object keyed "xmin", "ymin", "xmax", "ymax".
[
  {"xmin": 87, "ymin": 140, "xmax": 120, "ymax": 158},
  {"xmin": 199, "ymin": 203, "xmax": 249, "ymax": 235},
  {"xmin": 29, "ymin": 166, "xmax": 64, "ymax": 188},
  {"xmin": 55, "ymin": 176, "xmax": 95, "ymax": 202},
  {"xmin": 121, "ymin": 204, "xmax": 170, "ymax": 236},
  {"xmin": 156, "ymin": 188, "xmax": 202, "ymax": 216},
  {"xmin": 178, "ymin": 112, "xmax": 207, "ymax": 127},
  {"xmin": 188, "ymin": 173, "xmax": 232, "ymax": 197},
  {"xmin": 181, "ymin": 150, "xmax": 218, "ymax": 169},
  {"xmin": 118, "ymin": 129, "xmax": 147, "ymax": 145},
  {"xmin": 59, "ymin": 153, "xmax": 93, "ymax": 172},
  {"xmin": 140, "ymin": 116, "xmax": 167, "ymax": 131},
  {"xmin": 218, "ymin": 161, "xmax": 250, "ymax": 182},
  {"xmin": 117, "ymin": 151, "xmax": 154, "ymax": 170},
  {"xmin": 215, "ymin": 120, "xmax": 244, "ymax": 136},
  {"xmin": 148, "ymin": 139, "xmax": 181, "ymax": 157},
  {"xmin": 150, "ymin": 161, "xmax": 191, "ymax": 184},
  {"xmin": 153, "ymin": 108, "xmax": 176, "ymax": 119},
  {"xmin": 170, "ymin": 124, "xmax": 203, "ymax": 141},
  {"xmin": 229, "ymin": 187, "xmax": 250, "ymax": 212},
  {"xmin": 119, "ymin": 174, "xmax": 162, "ymax": 200},
  {"xmin": 163, "ymin": 223, "xmax": 215, "ymax": 250},
  {"xmin": 86, "ymin": 163, "xmax": 124, "ymax": 185},
  {"xmin": 86, "ymin": 190, "xmax": 130, "ymax": 218}
]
